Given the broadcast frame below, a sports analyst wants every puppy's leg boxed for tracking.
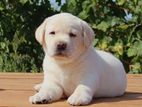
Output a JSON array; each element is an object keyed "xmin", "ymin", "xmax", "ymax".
[
  {"xmin": 34, "ymin": 83, "xmax": 42, "ymax": 92},
  {"xmin": 67, "ymin": 74, "xmax": 99, "ymax": 106},
  {"xmin": 67, "ymin": 84, "xmax": 93, "ymax": 106},
  {"xmin": 29, "ymin": 81, "xmax": 63, "ymax": 104}
]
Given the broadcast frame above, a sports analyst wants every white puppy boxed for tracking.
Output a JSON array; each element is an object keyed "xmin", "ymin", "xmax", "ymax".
[{"xmin": 29, "ymin": 13, "xmax": 127, "ymax": 106}]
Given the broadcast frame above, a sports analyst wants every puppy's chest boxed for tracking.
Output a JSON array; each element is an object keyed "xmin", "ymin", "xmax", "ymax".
[{"xmin": 60, "ymin": 71, "xmax": 79, "ymax": 96}]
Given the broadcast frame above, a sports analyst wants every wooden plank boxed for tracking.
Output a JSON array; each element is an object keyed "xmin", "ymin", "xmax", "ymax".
[{"xmin": 0, "ymin": 73, "xmax": 142, "ymax": 107}]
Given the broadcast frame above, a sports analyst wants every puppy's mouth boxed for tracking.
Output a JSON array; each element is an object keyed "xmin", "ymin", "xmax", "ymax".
[{"xmin": 54, "ymin": 51, "xmax": 68, "ymax": 58}]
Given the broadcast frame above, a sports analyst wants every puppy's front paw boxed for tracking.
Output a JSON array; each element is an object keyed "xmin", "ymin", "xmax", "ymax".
[
  {"xmin": 29, "ymin": 92, "xmax": 52, "ymax": 104},
  {"xmin": 67, "ymin": 91, "xmax": 92, "ymax": 106}
]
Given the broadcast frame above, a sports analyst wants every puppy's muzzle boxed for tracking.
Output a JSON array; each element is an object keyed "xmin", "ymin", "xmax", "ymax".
[{"xmin": 55, "ymin": 42, "xmax": 67, "ymax": 56}]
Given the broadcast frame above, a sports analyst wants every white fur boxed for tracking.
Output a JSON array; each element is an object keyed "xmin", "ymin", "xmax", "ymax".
[{"xmin": 29, "ymin": 13, "xmax": 127, "ymax": 106}]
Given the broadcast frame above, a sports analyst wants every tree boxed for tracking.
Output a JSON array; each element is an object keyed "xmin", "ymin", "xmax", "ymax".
[
  {"xmin": 0, "ymin": 0, "xmax": 57, "ymax": 72},
  {"xmin": 0, "ymin": 0, "xmax": 141, "ymax": 73},
  {"xmin": 61, "ymin": 0, "xmax": 142, "ymax": 73}
]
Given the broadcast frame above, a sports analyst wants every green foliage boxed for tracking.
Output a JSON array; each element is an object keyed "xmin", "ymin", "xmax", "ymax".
[
  {"xmin": 0, "ymin": 0, "xmax": 57, "ymax": 72},
  {"xmin": 0, "ymin": 0, "xmax": 142, "ymax": 73},
  {"xmin": 61, "ymin": 0, "xmax": 142, "ymax": 73}
]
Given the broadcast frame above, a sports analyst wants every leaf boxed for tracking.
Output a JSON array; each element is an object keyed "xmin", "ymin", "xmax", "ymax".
[
  {"xmin": 117, "ymin": 0, "xmax": 125, "ymax": 5},
  {"xmin": 96, "ymin": 21, "xmax": 110, "ymax": 32},
  {"xmin": 118, "ymin": 24, "xmax": 134, "ymax": 30},
  {"xmin": 78, "ymin": 11, "xmax": 89, "ymax": 19},
  {"xmin": 98, "ymin": 37, "xmax": 112, "ymax": 50},
  {"xmin": 113, "ymin": 41, "xmax": 123, "ymax": 55},
  {"xmin": 118, "ymin": 24, "xmax": 129, "ymax": 30},
  {"xmin": 130, "ymin": 63, "xmax": 141, "ymax": 74},
  {"xmin": 19, "ymin": 0, "xmax": 28, "ymax": 4},
  {"xmin": 134, "ymin": 0, "xmax": 138, "ymax": 4},
  {"xmin": 135, "ymin": 41, "xmax": 142, "ymax": 56},
  {"xmin": 0, "ymin": 6, "xmax": 4, "ymax": 11},
  {"xmin": 0, "ymin": 42, "xmax": 6, "ymax": 49},
  {"xmin": 93, "ymin": 39, "xmax": 99, "ymax": 46},
  {"xmin": 127, "ymin": 41, "xmax": 142, "ymax": 57},
  {"xmin": 0, "ymin": 56, "xmax": 3, "ymax": 64},
  {"xmin": 127, "ymin": 48, "xmax": 136, "ymax": 57}
]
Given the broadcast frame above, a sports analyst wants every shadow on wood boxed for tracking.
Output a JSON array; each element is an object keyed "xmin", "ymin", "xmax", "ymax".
[
  {"xmin": 91, "ymin": 92, "xmax": 142, "ymax": 105},
  {"xmin": 0, "ymin": 88, "xmax": 5, "ymax": 91}
]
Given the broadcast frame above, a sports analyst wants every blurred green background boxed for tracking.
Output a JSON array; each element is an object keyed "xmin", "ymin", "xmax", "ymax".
[{"xmin": 0, "ymin": 0, "xmax": 142, "ymax": 73}]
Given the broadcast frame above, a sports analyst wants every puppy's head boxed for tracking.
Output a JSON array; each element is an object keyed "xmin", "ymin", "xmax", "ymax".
[{"xmin": 35, "ymin": 13, "xmax": 94, "ymax": 62}]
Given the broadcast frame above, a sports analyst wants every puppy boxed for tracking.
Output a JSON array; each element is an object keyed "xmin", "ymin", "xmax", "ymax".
[{"xmin": 29, "ymin": 13, "xmax": 127, "ymax": 106}]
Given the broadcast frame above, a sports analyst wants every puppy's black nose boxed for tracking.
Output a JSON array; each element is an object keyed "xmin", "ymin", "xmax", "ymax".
[{"xmin": 57, "ymin": 42, "xmax": 67, "ymax": 51}]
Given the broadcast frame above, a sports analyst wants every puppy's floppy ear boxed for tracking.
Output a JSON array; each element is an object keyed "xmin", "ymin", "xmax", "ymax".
[
  {"xmin": 81, "ymin": 20, "xmax": 94, "ymax": 48},
  {"xmin": 35, "ymin": 18, "xmax": 48, "ymax": 45}
]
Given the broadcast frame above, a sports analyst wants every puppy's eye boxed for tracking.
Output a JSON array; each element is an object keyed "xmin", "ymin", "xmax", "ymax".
[
  {"xmin": 49, "ymin": 31, "xmax": 55, "ymax": 35},
  {"xmin": 69, "ymin": 33, "xmax": 76, "ymax": 37}
]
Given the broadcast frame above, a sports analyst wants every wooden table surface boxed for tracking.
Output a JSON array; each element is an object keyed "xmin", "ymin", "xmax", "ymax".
[{"xmin": 0, "ymin": 73, "xmax": 142, "ymax": 107}]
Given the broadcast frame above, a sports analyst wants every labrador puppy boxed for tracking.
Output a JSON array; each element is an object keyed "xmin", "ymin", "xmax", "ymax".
[{"xmin": 29, "ymin": 13, "xmax": 127, "ymax": 106}]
